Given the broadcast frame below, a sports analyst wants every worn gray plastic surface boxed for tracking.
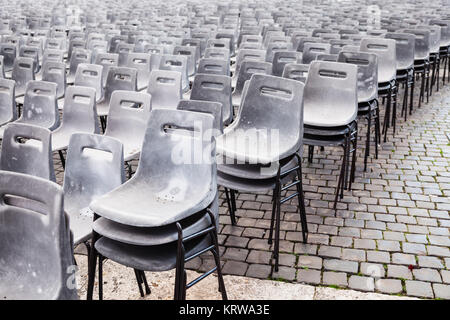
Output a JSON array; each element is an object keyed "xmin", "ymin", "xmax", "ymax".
[
  {"xmin": 303, "ymin": 61, "xmax": 358, "ymax": 127},
  {"xmin": 0, "ymin": 171, "xmax": 77, "ymax": 299},
  {"xmin": 360, "ymin": 38, "xmax": 396, "ymax": 83},
  {"xmin": 90, "ymin": 109, "xmax": 215, "ymax": 227},
  {"xmin": 0, "ymin": 79, "xmax": 16, "ymax": 139},
  {"xmin": 385, "ymin": 33, "xmax": 415, "ymax": 70},
  {"xmin": 64, "ymin": 133, "xmax": 124, "ymax": 245}
]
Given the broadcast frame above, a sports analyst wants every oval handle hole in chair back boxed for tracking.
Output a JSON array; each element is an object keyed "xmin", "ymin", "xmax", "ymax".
[
  {"xmin": 101, "ymin": 58, "xmax": 115, "ymax": 64},
  {"xmin": 260, "ymin": 86, "xmax": 293, "ymax": 100},
  {"xmin": 82, "ymin": 147, "xmax": 113, "ymax": 161},
  {"xmin": 163, "ymin": 123, "xmax": 199, "ymax": 136},
  {"xmin": 73, "ymin": 94, "xmax": 92, "ymax": 104},
  {"xmin": 204, "ymin": 64, "xmax": 222, "ymax": 71},
  {"xmin": 201, "ymin": 81, "xmax": 224, "ymax": 90},
  {"xmin": 82, "ymin": 69, "xmax": 99, "ymax": 77},
  {"xmin": 76, "ymin": 53, "xmax": 88, "ymax": 60},
  {"xmin": 120, "ymin": 99, "xmax": 144, "ymax": 109},
  {"xmin": 346, "ymin": 58, "xmax": 370, "ymax": 66},
  {"xmin": 165, "ymin": 60, "xmax": 182, "ymax": 66},
  {"xmin": 178, "ymin": 50, "xmax": 192, "ymax": 55},
  {"xmin": 3, "ymin": 194, "xmax": 48, "ymax": 216},
  {"xmin": 246, "ymin": 67, "xmax": 267, "ymax": 73},
  {"xmin": 0, "ymin": 85, "xmax": 11, "ymax": 93},
  {"xmin": 318, "ymin": 69, "xmax": 347, "ymax": 78},
  {"xmin": 133, "ymin": 58, "xmax": 148, "ymax": 64},
  {"xmin": 395, "ymin": 39, "xmax": 410, "ymax": 45},
  {"xmin": 157, "ymin": 76, "xmax": 176, "ymax": 84},
  {"xmin": 18, "ymin": 63, "xmax": 32, "ymax": 69},
  {"xmin": 279, "ymin": 57, "xmax": 296, "ymax": 63},
  {"xmin": 114, "ymin": 73, "xmax": 131, "ymax": 81},
  {"xmin": 367, "ymin": 43, "xmax": 388, "ymax": 50}
]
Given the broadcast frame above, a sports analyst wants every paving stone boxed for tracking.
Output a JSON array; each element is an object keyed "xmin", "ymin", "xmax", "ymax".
[
  {"xmin": 348, "ymin": 275, "xmax": 375, "ymax": 292},
  {"xmin": 375, "ymin": 279, "xmax": 403, "ymax": 294},
  {"xmin": 294, "ymin": 243, "xmax": 318, "ymax": 255},
  {"xmin": 222, "ymin": 261, "xmax": 248, "ymax": 276},
  {"xmin": 354, "ymin": 239, "xmax": 377, "ymax": 250},
  {"xmin": 225, "ymin": 236, "xmax": 250, "ymax": 248},
  {"xmin": 433, "ymin": 284, "xmax": 450, "ymax": 299},
  {"xmin": 297, "ymin": 269, "xmax": 321, "ymax": 285},
  {"xmin": 413, "ymin": 268, "xmax": 442, "ymax": 283},
  {"xmin": 330, "ymin": 236, "xmax": 353, "ymax": 248},
  {"xmin": 428, "ymin": 235, "xmax": 450, "ymax": 247},
  {"xmin": 223, "ymin": 248, "xmax": 249, "ymax": 261},
  {"xmin": 384, "ymin": 231, "xmax": 405, "ymax": 241},
  {"xmin": 392, "ymin": 253, "xmax": 417, "ymax": 266},
  {"xmin": 298, "ymin": 255, "xmax": 323, "ymax": 270},
  {"xmin": 388, "ymin": 265, "xmax": 413, "ymax": 280},
  {"xmin": 361, "ymin": 229, "xmax": 383, "ymax": 239},
  {"xmin": 405, "ymin": 234, "xmax": 428, "ymax": 244},
  {"xmin": 246, "ymin": 264, "xmax": 272, "ymax": 279},
  {"xmin": 367, "ymin": 251, "xmax": 391, "ymax": 264},
  {"xmin": 322, "ymin": 271, "xmax": 348, "ymax": 287},
  {"xmin": 418, "ymin": 256, "xmax": 445, "ymax": 269},
  {"xmin": 441, "ymin": 270, "xmax": 450, "ymax": 284},
  {"xmin": 279, "ymin": 253, "xmax": 296, "ymax": 267},
  {"xmin": 405, "ymin": 281, "xmax": 434, "ymax": 298},
  {"xmin": 377, "ymin": 240, "xmax": 401, "ymax": 252},
  {"xmin": 323, "ymin": 259, "xmax": 358, "ymax": 273},
  {"xmin": 402, "ymin": 243, "xmax": 427, "ymax": 255},
  {"xmin": 342, "ymin": 249, "xmax": 366, "ymax": 262},
  {"xmin": 246, "ymin": 250, "xmax": 272, "ymax": 264},
  {"xmin": 361, "ymin": 262, "xmax": 386, "ymax": 278},
  {"xmin": 318, "ymin": 246, "xmax": 342, "ymax": 258},
  {"xmin": 271, "ymin": 266, "xmax": 296, "ymax": 281}
]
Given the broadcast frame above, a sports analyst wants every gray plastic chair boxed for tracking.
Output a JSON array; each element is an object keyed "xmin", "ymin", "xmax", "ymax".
[
  {"xmin": 74, "ymin": 63, "xmax": 104, "ymax": 103},
  {"xmin": 64, "ymin": 133, "xmax": 124, "ymax": 247},
  {"xmin": 12, "ymin": 56, "xmax": 35, "ymax": 97},
  {"xmin": 42, "ymin": 61, "xmax": 66, "ymax": 99},
  {"xmin": 104, "ymin": 90, "xmax": 152, "ymax": 162},
  {"xmin": 197, "ymin": 58, "xmax": 230, "ymax": 76},
  {"xmin": 204, "ymin": 47, "xmax": 231, "ymax": 61},
  {"xmin": 0, "ymin": 79, "xmax": 16, "ymax": 139},
  {"xmin": 0, "ymin": 122, "xmax": 55, "ymax": 181},
  {"xmin": 124, "ymin": 53, "xmax": 151, "ymax": 91},
  {"xmin": 173, "ymin": 45, "xmax": 198, "ymax": 77},
  {"xmin": 147, "ymin": 70, "xmax": 181, "ymax": 109},
  {"xmin": 15, "ymin": 81, "xmax": 59, "ymax": 131},
  {"xmin": 52, "ymin": 86, "xmax": 100, "ymax": 153},
  {"xmin": 159, "ymin": 54, "xmax": 189, "ymax": 93},
  {"xmin": 96, "ymin": 67, "xmax": 138, "ymax": 118},
  {"xmin": 116, "ymin": 43, "xmax": 135, "ymax": 66},
  {"xmin": 272, "ymin": 50, "xmax": 302, "ymax": 76},
  {"xmin": 190, "ymin": 74, "xmax": 232, "ymax": 126},
  {"xmin": 19, "ymin": 45, "xmax": 40, "ymax": 73},
  {"xmin": 0, "ymin": 43, "xmax": 17, "ymax": 72},
  {"xmin": 216, "ymin": 74, "xmax": 307, "ymax": 270},
  {"xmin": 0, "ymin": 171, "xmax": 77, "ymax": 300},
  {"xmin": 68, "ymin": 39, "xmax": 86, "ymax": 60},
  {"xmin": 302, "ymin": 43, "xmax": 332, "ymax": 64},
  {"xmin": 232, "ymin": 60, "xmax": 272, "ymax": 107},
  {"xmin": 282, "ymin": 63, "xmax": 310, "ymax": 83},
  {"xmin": 94, "ymin": 53, "xmax": 119, "ymax": 87},
  {"xmin": 67, "ymin": 49, "xmax": 92, "ymax": 84}
]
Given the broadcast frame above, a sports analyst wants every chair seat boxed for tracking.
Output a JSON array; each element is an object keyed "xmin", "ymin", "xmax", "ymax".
[
  {"xmin": 66, "ymin": 205, "xmax": 95, "ymax": 246},
  {"xmin": 95, "ymin": 233, "xmax": 211, "ymax": 272},
  {"xmin": 217, "ymin": 154, "xmax": 298, "ymax": 180},
  {"xmin": 90, "ymin": 180, "xmax": 216, "ymax": 227}
]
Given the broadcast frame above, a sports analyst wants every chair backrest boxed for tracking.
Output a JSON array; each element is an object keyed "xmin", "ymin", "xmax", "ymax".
[
  {"xmin": 173, "ymin": 45, "xmax": 198, "ymax": 77},
  {"xmin": 126, "ymin": 52, "xmax": 152, "ymax": 89},
  {"xmin": 401, "ymin": 29, "xmax": 430, "ymax": 60},
  {"xmin": 57, "ymin": 86, "xmax": 100, "ymax": 135},
  {"xmin": 282, "ymin": 63, "xmax": 310, "ymax": 83},
  {"xmin": 147, "ymin": 70, "xmax": 182, "ymax": 109},
  {"xmin": 0, "ymin": 43, "xmax": 17, "ymax": 71},
  {"xmin": 295, "ymin": 37, "xmax": 321, "ymax": 52},
  {"xmin": 103, "ymin": 66, "xmax": 137, "ymax": 105},
  {"xmin": 19, "ymin": 45, "xmax": 40, "ymax": 73},
  {"xmin": 0, "ymin": 123, "xmax": 55, "ymax": 181},
  {"xmin": 94, "ymin": 53, "xmax": 119, "ymax": 87},
  {"xmin": 338, "ymin": 51, "xmax": 378, "ymax": 103},
  {"xmin": 42, "ymin": 49, "xmax": 64, "ymax": 67},
  {"xmin": 225, "ymin": 74, "xmax": 304, "ymax": 162},
  {"xmin": 302, "ymin": 42, "xmax": 331, "ymax": 64},
  {"xmin": 105, "ymin": 90, "xmax": 152, "ymax": 154},
  {"xmin": 0, "ymin": 171, "xmax": 77, "ymax": 299},
  {"xmin": 304, "ymin": 61, "xmax": 358, "ymax": 127},
  {"xmin": 190, "ymin": 74, "xmax": 232, "ymax": 126},
  {"xmin": 329, "ymin": 39, "xmax": 353, "ymax": 54},
  {"xmin": 67, "ymin": 39, "xmax": 86, "ymax": 60},
  {"xmin": 429, "ymin": 19, "xmax": 450, "ymax": 46},
  {"xmin": 74, "ymin": 63, "xmax": 103, "ymax": 103},
  {"xmin": 159, "ymin": 54, "xmax": 189, "ymax": 92},
  {"xmin": 42, "ymin": 61, "xmax": 66, "ymax": 99},
  {"xmin": 64, "ymin": 133, "xmax": 124, "ymax": 217},
  {"xmin": 19, "ymin": 80, "xmax": 59, "ymax": 130},
  {"xmin": 272, "ymin": 50, "xmax": 301, "ymax": 76},
  {"xmin": 116, "ymin": 42, "xmax": 135, "ymax": 66},
  {"xmin": 265, "ymin": 41, "xmax": 293, "ymax": 63},
  {"xmin": 12, "ymin": 56, "xmax": 35, "ymax": 92},
  {"xmin": 204, "ymin": 47, "xmax": 231, "ymax": 61},
  {"xmin": 0, "ymin": 79, "xmax": 16, "ymax": 125},
  {"xmin": 416, "ymin": 25, "xmax": 441, "ymax": 53},
  {"xmin": 68, "ymin": 49, "xmax": 92, "ymax": 79},
  {"xmin": 385, "ymin": 32, "xmax": 415, "ymax": 70},
  {"xmin": 132, "ymin": 109, "xmax": 215, "ymax": 221},
  {"xmin": 177, "ymin": 99, "xmax": 223, "ymax": 133},
  {"xmin": 234, "ymin": 60, "xmax": 272, "ymax": 97},
  {"xmin": 0, "ymin": 55, "xmax": 5, "ymax": 78},
  {"xmin": 197, "ymin": 58, "xmax": 230, "ymax": 76},
  {"xmin": 360, "ymin": 38, "xmax": 396, "ymax": 83}
]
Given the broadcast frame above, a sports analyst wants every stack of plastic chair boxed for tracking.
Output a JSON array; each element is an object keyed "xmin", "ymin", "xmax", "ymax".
[
  {"xmin": 0, "ymin": 171, "xmax": 78, "ymax": 300},
  {"xmin": 11, "ymin": 56, "xmax": 35, "ymax": 98},
  {"xmin": 67, "ymin": 48, "xmax": 92, "ymax": 84},
  {"xmin": 360, "ymin": 38, "xmax": 397, "ymax": 142},
  {"xmin": 147, "ymin": 70, "xmax": 182, "ymax": 109},
  {"xmin": 385, "ymin": 32, "xmax": 415, "ymax": 120},
  {"xmin": 303, "ymin": 61, "xmax": 358, "ymax": 209},
  {"xmin": 159, "ymin": 54, "xmax": 190, "ymax": 93},
  {"xmin": 94, "ymin": 53, "xmax": 119, "ymax": 88},
  {"xmin": 86, "ymin": 109, "xmax": 227, "ymax": 300},
  {"xmin": 429, "ymin": 19, "xmax": 450, "ymax": 86},
  {"xmin": 216, "ymin": 74, "xmax": 306, "ymax": 271},
  {"xmin": 126, "ymin": 53, "xmax": 152, "ymax": 91},
  {"xmin": 338, "ymin": 51, "xmax": 380, "ymax": 172},
  {"xmin": 282, "ymin": 63, "xmax": 310, "ymax": 83}
]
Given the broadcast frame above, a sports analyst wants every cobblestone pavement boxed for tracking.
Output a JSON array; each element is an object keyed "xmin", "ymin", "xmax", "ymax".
[{"xmin": 51, "ymin": 75, "xmax": 449, "ymax": 299}]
